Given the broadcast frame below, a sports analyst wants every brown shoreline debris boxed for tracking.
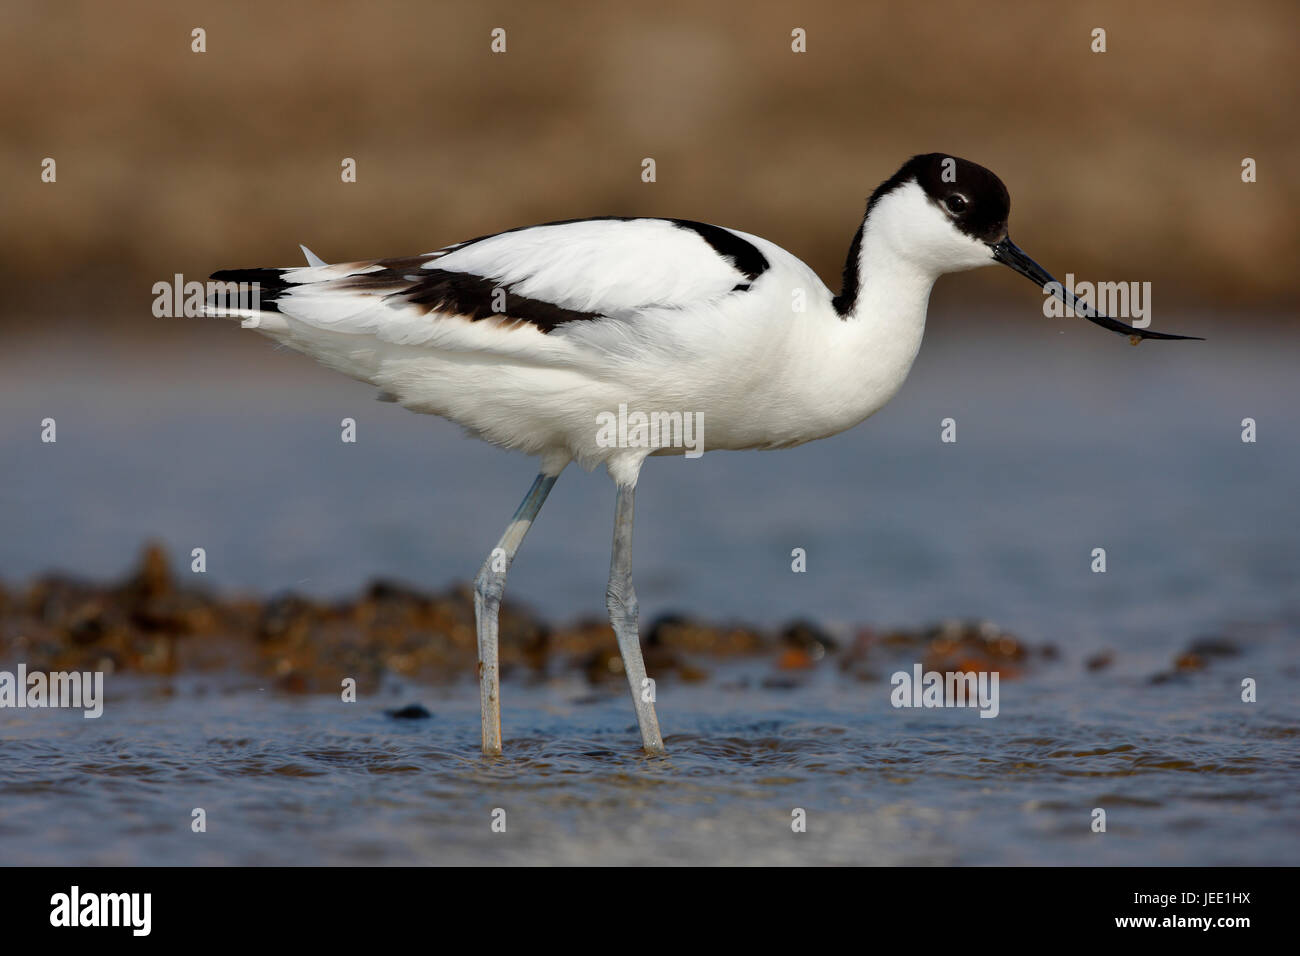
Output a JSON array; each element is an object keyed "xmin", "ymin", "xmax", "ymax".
[
  {"xmin": 1149, "ymin": 633, "xmax": 1247, "ymax": 684},
  {"xmin": 0, "ymin": 543, "xmax": 1054, "ymax": 694}
]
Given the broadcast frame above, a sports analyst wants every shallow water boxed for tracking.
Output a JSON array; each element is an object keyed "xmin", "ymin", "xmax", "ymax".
[
  {"xmin": 1, "ymin": 316, "xmax": 1298, "ymax": 864},
  {"xmin": 2, "ymin": 658, "xmax": 1296, "ymax": 865}
]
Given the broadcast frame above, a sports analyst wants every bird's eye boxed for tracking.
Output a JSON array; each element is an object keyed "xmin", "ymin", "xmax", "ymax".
[{"xmin": 944, "ymin": 194, "xmax": 968, "ymax": 214}]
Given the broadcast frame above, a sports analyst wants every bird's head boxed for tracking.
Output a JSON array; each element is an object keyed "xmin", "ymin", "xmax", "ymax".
[{"xmin": 862, "ymin": 153, "xmax": 1201, "ymax": 341}]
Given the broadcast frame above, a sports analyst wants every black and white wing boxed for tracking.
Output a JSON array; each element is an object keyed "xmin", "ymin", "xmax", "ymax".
[{"xmin": 208, "ymin": 217, "xmax": 774, "ymax": 348}]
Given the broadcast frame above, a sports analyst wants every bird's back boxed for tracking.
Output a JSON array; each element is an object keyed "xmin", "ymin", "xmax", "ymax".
[{"xmin": 206, "ymin": 216, "xmax": 855, "ymax": 466}]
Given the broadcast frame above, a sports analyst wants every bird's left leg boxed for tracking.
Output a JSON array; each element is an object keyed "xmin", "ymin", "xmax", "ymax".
[
  {"xmin": 606, "ymin": 481, "xmax": 666, "ymax": 755},
  {"xmin": 474, "ymin": 463, "xmax": 565, "ymax": 755}
]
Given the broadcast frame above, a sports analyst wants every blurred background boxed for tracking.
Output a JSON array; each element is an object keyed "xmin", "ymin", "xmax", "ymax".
[
  {"xmin": 4, "ymin": 0, "xmax": 1298, "ymax": 323},
  {"xmin": 3, "ymin": 0, "xmax": 1296, "ymax": 622},
  {"xmin": 1, "ymin": 0, "xmax": 1298, "ymax": 867}
]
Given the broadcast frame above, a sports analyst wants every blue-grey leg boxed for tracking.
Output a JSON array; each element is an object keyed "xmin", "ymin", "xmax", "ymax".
[
  {"xmin": 474, "ymin": 472, "xmax": 559, "ymax": 755},
  {"xmin": 606, "ymin": 483, "xmax": 665, "ymax": 754}
]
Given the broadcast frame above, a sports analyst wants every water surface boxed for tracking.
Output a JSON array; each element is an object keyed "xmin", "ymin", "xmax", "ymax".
[{"xmin": 1, "ymin": 315, "xmax": 1296, "ymax": 864}]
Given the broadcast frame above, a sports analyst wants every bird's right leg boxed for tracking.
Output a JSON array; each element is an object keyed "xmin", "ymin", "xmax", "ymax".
[{"xmin": 474, "ymin": 467, "xmax": 563, "ymax": 755}]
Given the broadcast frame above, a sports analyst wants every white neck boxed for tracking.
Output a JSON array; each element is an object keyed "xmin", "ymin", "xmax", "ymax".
[
  {"xmin": 749, "ymin": 180, "xmax": 998, "ymax": 444},
  {"xmin": 822, "ymin": 195, "xmax": 945, "ymax": 427},
  {"xmin": 845, "ymin": 227, "xmax": 940, "ymax": 323}
]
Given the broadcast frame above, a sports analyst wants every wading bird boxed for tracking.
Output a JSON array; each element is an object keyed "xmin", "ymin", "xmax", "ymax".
[{"xmin": 206, "ymin": 153, "xmax": 1199, "ymax": 755}]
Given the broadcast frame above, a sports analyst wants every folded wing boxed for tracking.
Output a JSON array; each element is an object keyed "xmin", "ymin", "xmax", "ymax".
[{"xmin": 209, "ymin": 217, "xmax": 772, "ymax": 350}]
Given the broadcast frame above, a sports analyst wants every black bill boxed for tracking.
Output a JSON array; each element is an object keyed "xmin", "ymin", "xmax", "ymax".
[{"xmin": 990, "ymin": 237, "xmax": 1203, "ymax": 342}]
